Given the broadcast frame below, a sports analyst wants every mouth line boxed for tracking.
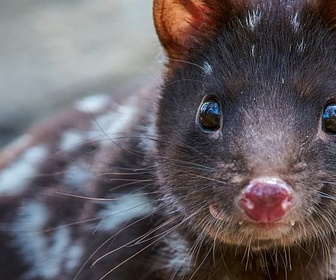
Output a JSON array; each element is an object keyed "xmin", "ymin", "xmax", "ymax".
[
  {"xmin": 248, "ymin": 221, "xmax": 294, "ymax": 228},
  {"xmin": 209, "ymin": 204, "xmax": 296, "ymax": 228},
  {"xmin": 239, "ymin": 219, "xmax": 295, "ymax": 233}
]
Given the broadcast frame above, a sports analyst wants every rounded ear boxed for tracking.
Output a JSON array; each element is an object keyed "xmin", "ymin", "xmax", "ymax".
[{"xmin": 153, "ymin": 0, "xmax": 241, "ymax": 61}]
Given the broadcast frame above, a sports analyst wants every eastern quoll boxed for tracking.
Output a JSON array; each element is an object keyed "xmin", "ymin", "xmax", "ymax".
[{"xmin": 2, "ymin": 0, "xmax": 336, "ymax": 279}]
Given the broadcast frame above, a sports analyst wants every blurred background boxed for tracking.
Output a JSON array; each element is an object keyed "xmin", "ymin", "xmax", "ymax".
[{"xmin": 0, "ymin": 0, "xmax": 161, "ymax": 147}]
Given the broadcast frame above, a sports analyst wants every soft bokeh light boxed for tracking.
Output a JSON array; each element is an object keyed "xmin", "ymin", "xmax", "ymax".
[{"xmin": 0, "ymin": 0, "xmax": 161, "ymax": 146}]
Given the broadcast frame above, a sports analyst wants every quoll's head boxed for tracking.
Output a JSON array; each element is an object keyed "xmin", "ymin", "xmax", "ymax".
[{"xmin": 153, "ymin": 0, "xmax": 336, "ymax": 249}]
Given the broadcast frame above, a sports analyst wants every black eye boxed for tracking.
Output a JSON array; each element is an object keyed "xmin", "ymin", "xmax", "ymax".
[
  {"xmin": 322, "ymin": 103, "xmax": 336, "ymax": 134},
  {"xmin": 198, "ymin": 97, "xmax": 222, "ymax": 131}
]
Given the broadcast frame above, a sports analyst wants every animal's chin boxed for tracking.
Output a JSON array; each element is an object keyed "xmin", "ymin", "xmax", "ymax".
[
  {"xmin": 239, "ymin": 224, "xmax": 295, "ymax": 247},
  {"xmin": 208, "ymin": 203, "xmax": 299, "ymax": 248},
  {"xmin": 206, "ymin": 217, "xmax": 299, "ymax": 249},
  {"xmin": 216, "ymin": 226, "xmax": 298, "ymax": 250},
  {"xmin": 243, "ymin": 238, "xmax": 288, "ymax": 251}
]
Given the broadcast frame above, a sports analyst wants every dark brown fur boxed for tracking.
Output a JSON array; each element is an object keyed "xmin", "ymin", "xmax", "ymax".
[{"xmin": 1, "ymin": 0, "xmax": 336, "ymax": 279}]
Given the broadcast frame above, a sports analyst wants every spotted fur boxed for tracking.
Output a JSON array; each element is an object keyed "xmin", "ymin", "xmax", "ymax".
[{"xmin": 2, "ymin": 1, "xmax": 336, "ymax": 280}]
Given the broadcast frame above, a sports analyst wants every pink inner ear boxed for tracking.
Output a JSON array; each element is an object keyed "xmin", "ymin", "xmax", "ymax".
[
  {"xmin": 154, "ymin": 0, "xmax": 220, "ymax": 59},
  {"xmin": 154, "ymin": 0, "xmax": 241, "ymax": 60},
  {"xmin": 184, "ymin": 1, "xmax": 214, "ymax": 29},
  {"xmin": 177, "ymin": 2, "xmax": 214, "ymax": 45}
]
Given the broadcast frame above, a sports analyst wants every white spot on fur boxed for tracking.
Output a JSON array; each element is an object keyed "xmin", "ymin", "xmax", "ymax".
[
  {"xmin": 297, "ymin": 39, "xmax": 306, "ymax": 53},
  {"xmin": 96, "ymin": 194, "xmax": 153, "ymax": 232},
  {"xmin": 246, "ymin": 9, "xmax": 262, "ymax": 30},
  {"xmin": 65, "ymin": 98, "xmax": 139, "ymax": 152},
  {"xmin": 13, "ymin": 202, "xmax": 84, "ymax": 279},
  {"xmin": 202, "ymin": 61, "xmax": 213, "ymax": 75},
  {"xmin": 162, "ymin": 231, "xmax": 191, "ymax": 275},
  {"xmin": 251, "ymin": 45, "xmax": 256, "ymax": 57},
  {"xmin": 64, "ymin": 242, "xmax": 84, "ymax": 273},
  {"xmin": 75, "ymin": 94, "xmax": 110, "ymax": 114},
  {"xmin": 63, "ymin": 163, "xmax": 92, "ymax": 191},
  {"xmin": 59, "ymin": 129, "xmax": 87, "ymax": 151},
  {"xmin": 138, "ymin": 105, "xmax": 157, "ymax": 153},
  {"xmin": 141, "ymin": 120, "xmax": 157, "ymax": 152},
  {"xmin": 106, "ymin": 104, "xmax": 136, "ymax": 135},
  {"xmin": 291, "ymin": 12, "xmax": 300, "ymax": 31},
  {"xmin": 89, "ymin": 102, "xmax": 137, "ymax": 145},
  {"xmin": 0, "ymin": 146, "xmax": 48, "ymax": 195}
]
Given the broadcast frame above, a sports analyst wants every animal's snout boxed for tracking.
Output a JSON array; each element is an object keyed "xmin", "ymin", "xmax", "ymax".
[{"xmin": 238, "ymin": 177, "xmax": 294, "ymax": 223}]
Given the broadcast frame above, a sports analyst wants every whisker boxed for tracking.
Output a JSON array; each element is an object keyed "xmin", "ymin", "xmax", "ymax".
[
  {"xmin": 317, "ymin": 190, "xmax": 336, "ymax": 201},
  {"xmin": 168, "ymin": 58, "xmax": 206, "ymax": 70},
  {"xmin": 99, "ymin": 233, "xmax": 165, "ymax": 280},
  {"xmin": 97, "ymin": 217, "xmax": 186, "ymax": 280},
  {"xmin": 91, "ymin": 216, "xmax": 179, "ymax": 267},
  {"xmin": 188, "ymin": 246, "xmax": 212, "ymax": 280},
  {"xmin": 73, "ymin": 204, "xmax": 172, "ymax": 279},
  {"xmin": 191, "ymin": 173, "xmax": 229, "ymax": 186},
  {"xmin": 92, "ymin": 207, "xmax": 205, "ymax": 280}
]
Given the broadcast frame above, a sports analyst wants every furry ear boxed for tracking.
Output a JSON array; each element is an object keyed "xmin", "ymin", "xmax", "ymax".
[{"xmin": 153, "ymin": 0, "xmax": 241, "ymax": 61}]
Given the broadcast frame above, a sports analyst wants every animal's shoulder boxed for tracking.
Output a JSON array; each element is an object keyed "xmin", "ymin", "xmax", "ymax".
[
  {"xmin": 0, "ymin": 87, "xmax": 161, "ymax": 279},
  {"xmin": 0, "ymin": 87, "xmax": 158, "ymax": 197}
]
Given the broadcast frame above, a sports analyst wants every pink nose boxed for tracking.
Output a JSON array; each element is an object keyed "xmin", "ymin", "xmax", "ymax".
[{"xmin": 238, "ymin": 177, "xmax": 294, "ymax": 223}]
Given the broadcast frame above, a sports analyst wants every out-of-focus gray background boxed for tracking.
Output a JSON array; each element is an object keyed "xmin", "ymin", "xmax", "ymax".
[{"xmin": 0, "ymin": 0, "xmax": 161, "ymax": 147}]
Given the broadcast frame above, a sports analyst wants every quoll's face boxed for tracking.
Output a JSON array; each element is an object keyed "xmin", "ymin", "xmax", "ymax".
[{"xmin": 156, "ymin": 8, "xmax": 336, "ymax": 249}]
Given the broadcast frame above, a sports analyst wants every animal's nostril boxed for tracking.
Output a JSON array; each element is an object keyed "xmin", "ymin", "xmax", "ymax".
[{"xmin": 238, "ymin": 177, "xmax": 294, "ymax": 223}]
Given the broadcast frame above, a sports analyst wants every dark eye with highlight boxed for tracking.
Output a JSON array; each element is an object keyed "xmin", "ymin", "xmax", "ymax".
[
  {"xmin": 198, "ymin": 97, "xmax": 222, "ymax": 131},
  {"xmin": 322, "ymin": 103, "xmax": 336, "ymax": 134}
]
